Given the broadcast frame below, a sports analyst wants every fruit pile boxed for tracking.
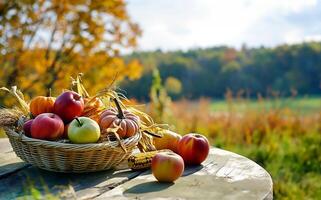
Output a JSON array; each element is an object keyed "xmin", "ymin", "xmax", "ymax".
[
  {"xmin": 22, "ymin": 90, "xmax": 141, "ymax": 144},
  {"xmin": 151, "ymin": 132, "xmax": 210, "ymax": 182},
  {"xmin": 129, "ymin": 129, "xmax": 210, "ymax": 183}
]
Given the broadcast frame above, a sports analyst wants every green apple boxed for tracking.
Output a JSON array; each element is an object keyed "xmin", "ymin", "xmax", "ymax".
[{"xmin": 68, "ymin": 117, "xmax": 101, "ymax": 144}]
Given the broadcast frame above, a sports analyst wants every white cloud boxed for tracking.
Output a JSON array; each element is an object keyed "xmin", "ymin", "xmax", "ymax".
[
  {"xmin": 127, "ymin": 0, "xmax": 320, "ymax": 51},
  {"xmin": 304, "ymin": 34, "xmax": 321, "ymax": 41},
  {"xmin": 284, "ymin": 29, "xmax": 305, "ymax": 44}
]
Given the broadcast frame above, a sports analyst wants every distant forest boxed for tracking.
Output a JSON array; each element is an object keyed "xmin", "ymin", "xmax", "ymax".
[{"xmin": 121, "ymin": 42, "xmax": 321, "ymax": 100}]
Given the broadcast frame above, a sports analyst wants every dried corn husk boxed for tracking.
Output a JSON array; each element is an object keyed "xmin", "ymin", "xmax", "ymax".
[
  {"xmin": 1, "ymin": 74, "xmax": 168, "ymax": 152},
  {"xmin": 0, "ymin": 109, "xmax": 24, "ymax": 128},
  {"xmin": 0, "ymin": 86, "xmax": 29, "ymax": 115}
]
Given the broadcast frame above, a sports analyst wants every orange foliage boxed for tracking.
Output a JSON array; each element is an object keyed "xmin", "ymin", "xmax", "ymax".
[{"xmin": 0, "ymin": 0, "xmax": 142, "ymax": 106}]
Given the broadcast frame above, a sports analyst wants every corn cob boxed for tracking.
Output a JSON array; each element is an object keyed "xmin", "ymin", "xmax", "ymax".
[{"xmin": 128, "ymin": 150, "xmax": 172, "ymax": 170}]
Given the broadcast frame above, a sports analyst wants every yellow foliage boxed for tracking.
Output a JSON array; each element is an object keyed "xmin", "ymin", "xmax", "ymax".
[
  {"xmin": 0, "ymin": 0, "xmax": 142, "ymax": 106},
  {"xmin": 165, "ymin": 77, "xmax": 182, "ymax": 95}
]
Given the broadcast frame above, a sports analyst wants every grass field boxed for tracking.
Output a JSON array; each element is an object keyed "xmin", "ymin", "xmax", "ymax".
[
  {"xmin": 1, "ymin": 97, "xmax": 319, "ymax": 139},
  {"xmin": 210, "ymin": 96, "xmax": 321, "ymax": 114}
]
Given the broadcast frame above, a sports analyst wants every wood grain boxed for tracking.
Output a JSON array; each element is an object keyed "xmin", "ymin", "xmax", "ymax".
[
  {"xmin": 95, "ymin": 148, "xmax": 273, "ymax": 200},
  {"xmin": 0, "ymin": 138, "xmax": 30, "ymax": 178},
  {"xmin": 0, "ymin": 138, "xmax": 273, "ymax": 200}
]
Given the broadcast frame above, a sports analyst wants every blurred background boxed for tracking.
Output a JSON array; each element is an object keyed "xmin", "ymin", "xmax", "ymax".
[{"xmin": 0, "ymin": 0, "xmax": 320, "ymax": 199}]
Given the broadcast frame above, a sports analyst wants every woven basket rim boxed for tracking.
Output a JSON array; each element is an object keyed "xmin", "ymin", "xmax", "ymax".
[{"xmin": 4, "ymin": 127, "xmax": 141, "ymax": 151}]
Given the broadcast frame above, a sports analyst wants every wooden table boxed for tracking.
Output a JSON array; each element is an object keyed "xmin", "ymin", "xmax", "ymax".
[{"xmin": 0, "ymin": 138, "xmax": 273, "ymax": 199}]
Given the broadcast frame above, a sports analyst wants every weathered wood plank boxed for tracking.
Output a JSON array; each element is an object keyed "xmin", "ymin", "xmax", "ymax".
[
  {"xmin": 0, "ymin": 163, "xmax": 145, "ymax": 199},
  {"xmin": 0, "ymin": 138, "xmax": 146, "ymax": 199},
  {"xmin": 0, "ymin": 138, "xmax": 30, "ymax": 178},
  {"xmin": 0, "ymin": 138, "xmax": 12, "ymax": 153},
  {"xmin": 95, "ymin": 148, "xmax": 273, "ymax": 200},
  {"xmin": 0, "ymin": 138, "xmax": 273, "ymax": 200},
  {"xmin": 0, "ymin": 157, "xmax": 30, "ymax": 178}
]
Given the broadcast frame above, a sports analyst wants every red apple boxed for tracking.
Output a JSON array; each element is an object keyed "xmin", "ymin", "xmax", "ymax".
[
  {"xmin": 23, "ymin": 119, "xmax": 34, "ymax": 137},
  {"xmin": 31, "ymin": 113, "xmax": 64, "ymax": 140},
  {"xmin": 151, "ymin": 152, "xmax": 184, "ymax": 182},
  {"xmin": 178, "ymin": 133, "xmax": 210, "ymax": 165},
  {"xmin": 53, "ymin": 91, "xmax": 84, "ymax": 123}
]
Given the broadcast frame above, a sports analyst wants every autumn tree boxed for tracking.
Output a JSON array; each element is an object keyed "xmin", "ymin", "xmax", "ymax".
[{"xmin": 0, "ymin": 0, "xmax": 142, "ymax": 105}]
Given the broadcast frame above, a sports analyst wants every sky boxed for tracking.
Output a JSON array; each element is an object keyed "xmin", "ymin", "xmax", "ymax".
[{"xmin": 127, "ymin": 0, "xmax": 321, "ymax": 51}]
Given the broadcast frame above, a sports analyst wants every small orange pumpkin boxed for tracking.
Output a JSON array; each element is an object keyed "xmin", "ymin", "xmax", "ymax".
[
  {"xmin": 29, "ymin": 96, "xmax": 55, "ymax": 117},
  {"xmin": 99, "ymin": 98, "xmax": 140, "ymax": 138}
]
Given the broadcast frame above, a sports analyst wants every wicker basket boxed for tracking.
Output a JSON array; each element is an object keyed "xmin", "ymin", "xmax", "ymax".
[{"xmin": 4, "ymin": 128, "xmax": 141, "ymax": 173}]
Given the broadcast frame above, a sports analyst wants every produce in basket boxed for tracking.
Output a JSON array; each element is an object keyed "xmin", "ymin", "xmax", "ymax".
[
  {"xmin": 0, "ymin": 74, "xmax": 169, "ymax": 172},
  {"xmin": 54, "ymin": 91, "xmax": 84, "ymax": 123},
  {"xmin": 23, "ymin": 119, "xmax": 33, "ymax": 137},
  {"xmin": 63, "ymin": 123, "xmax": 69, "ymax": 138},
  {"xmin": 31, "ymin": 113, "xmax": 64, "ymax": 140},
  {"xmin": 29, "ymin": 96, "xmax": 55, "ymax": 117},
  {"xmin": 68, "ymin": 117, "xmax": 101, "ymax": 144},
  {"xmin": 99, "ymin": 98, "xmax": 140, "ymax": 138}
]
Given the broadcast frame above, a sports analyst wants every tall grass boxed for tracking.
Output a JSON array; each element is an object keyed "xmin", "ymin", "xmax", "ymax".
[{"xmin": 146, "ymin": 95, "xmax": 321, "ymax": 199}]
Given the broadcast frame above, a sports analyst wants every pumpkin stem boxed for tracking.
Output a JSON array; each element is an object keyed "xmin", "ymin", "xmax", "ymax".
[
  {"xmin": 48, "ymin": 88, "xmax": 52, "ymax": 97},
  {"xmin": 113, "ymin": 98, "xmax": 125, "ymax": 119},
  {"xmin": 75, "ymin": 117, "xmax": 82, "ymax": 126}
]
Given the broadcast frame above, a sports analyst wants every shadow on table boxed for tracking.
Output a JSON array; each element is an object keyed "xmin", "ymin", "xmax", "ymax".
[
  {"xmin": 123, "ymin": 165, "xmax": 204, "ymax": 195},
  {"xmin": 124, "ymin": 181, "xmax": 174, "ymax": 194},
  {"xmin": 33, "ymin": 167, "xmax": 138, "ymax": 191},
  {"xmin": 182, "ymin": 164, "xmax": 204, "ymax": 176},
  {"xmin": 0, "ymin": 162, "xmax": 30, "ymax": 178},
  {"xmin": 0, "ymin": 165, "xmax": 140, "ymax": 199}
]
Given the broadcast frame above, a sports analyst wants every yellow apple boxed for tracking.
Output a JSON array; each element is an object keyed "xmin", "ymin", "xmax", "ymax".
[
  {"xmin": 153, "ymin": 130, "xmax": 182, "ymax": 153},
  {"xmin": 151, "ymin": 151, "xmax": 184, "ymax": 182}
]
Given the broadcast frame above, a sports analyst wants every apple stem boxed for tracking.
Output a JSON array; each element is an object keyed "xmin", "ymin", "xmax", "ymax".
[
  {"xmin": 113, "ymin": 98, "xmax": 125, "ymax": 119},
  {"xmin": 75, "ymin": 118, "xmax": 82, "ymax": 126}
]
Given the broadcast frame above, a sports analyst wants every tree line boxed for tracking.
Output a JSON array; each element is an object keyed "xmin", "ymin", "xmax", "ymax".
[{"xmin": 121, "ymin": 42, "xmax": 321, "ymax": 100}]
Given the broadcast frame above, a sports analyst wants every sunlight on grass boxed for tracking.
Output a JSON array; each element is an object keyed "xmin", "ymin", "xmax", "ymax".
[{"xmin": 210, "ymin": 97, "xmax": 321, "ymax": 114}]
